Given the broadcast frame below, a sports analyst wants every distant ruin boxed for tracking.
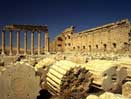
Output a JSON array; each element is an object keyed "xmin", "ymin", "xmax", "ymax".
[
  {"xmin": 0, "ymin": 24, "xmax": 49, "ymax": 55},
  {"xmin": 50, "ymin": 19, "xmax": 131, "ymax": 55}
]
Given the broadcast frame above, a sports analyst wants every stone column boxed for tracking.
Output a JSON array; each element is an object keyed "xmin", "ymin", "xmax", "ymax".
[
  {"xmin": 38, "ymin": 32, "xmax": 41, "ymax": 55},
  {"xmin": 16, "ymin": 31, "xmax": 20, "ymax": 55},
  {"xmin": 9, "ymin": 31, "xmax": 13, "ymax": 56},
  {"xmin": 1, "ymin": 30, "xmax": 5, "ymax": 55},
  {"xmin": 24, "ymin": 31, "xmax": 27, "ymax": 55},
  {"xmin": 44, "ymin": 31, "xmax": 49, "ymax": 52},
  {"xmin": 31, "ymin": 32, "xmax": 34, "ymax": 55}
]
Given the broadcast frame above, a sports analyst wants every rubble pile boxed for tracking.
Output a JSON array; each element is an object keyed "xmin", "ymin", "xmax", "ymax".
[{"xmin": 0, "ymin": 53, "xmax": 131, "ymax": 99}]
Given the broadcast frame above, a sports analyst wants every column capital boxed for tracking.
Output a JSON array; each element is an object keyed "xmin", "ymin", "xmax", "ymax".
[
  {"xmin": 31, "ymin": 31, "xmax": 35, "ymax": 33},
  {"xmin": 37, "ymin": 30, "xmax": 41, "ymax": 33},
  {"xmin": 16, "ymin": 31, "xmax": 20, "ymax": 33},
  {"xmin": 9, "ymin": 30, "xmax": 13, "ymax": 32},
  {"xmin": 2, "ymin": 30, "xmax": 5, "ymax": 32}
]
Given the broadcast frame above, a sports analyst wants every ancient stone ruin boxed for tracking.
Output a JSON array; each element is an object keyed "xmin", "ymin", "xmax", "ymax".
[{"xmin": 0, "ymin": 19, "xmax": 131, "ymax": 99}]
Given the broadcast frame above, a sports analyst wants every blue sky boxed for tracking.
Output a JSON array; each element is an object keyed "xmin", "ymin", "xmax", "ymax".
[{"xmin": 0, "ymin": 0, "xmax": 131, "ymax": 48}]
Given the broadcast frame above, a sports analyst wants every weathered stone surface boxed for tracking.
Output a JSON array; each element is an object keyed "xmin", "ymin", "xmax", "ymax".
[
  {"xmin": 82, "ymin": 60, "xmax": 127, "ymax": 92},
  {"xmin": 35, "ymin": 57, "xmax": 56, "ymax": 71},
  {"xmin": 117, "ymin": 57, "xmax": 131, "ymax": 79},
  {"xmin": 86, "ymin": 95, "xmax": 99, "ymax": 99},
  {"xmin": 0, "ymin": 62, "xmax": 40, "ymax": 99},
  {"xmin": 100, "ymin": 92, "xmax": 129, "ymax": 99},
  {"xmin": 50, "ymin": 19, "xmax": 130, "ymax": 54},
  {"xmin": 122, "ymin": 81, "xmax": 131, "ymax": 98},
  {"xmin": 45, "ymin": 60, "xmax": 93, "ymax": 99},
  {"xmin": 0, "ymin": 61, "xmax": 4, "ymax": 66},
  {"xmin": 66, "ymin": 54, "xmax": 88, "ymax": 64}
]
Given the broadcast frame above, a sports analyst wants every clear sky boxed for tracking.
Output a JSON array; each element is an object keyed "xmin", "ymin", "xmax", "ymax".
[{"xmin": 0, "ymin": 0, "xmax": 131, "ymax": 48}]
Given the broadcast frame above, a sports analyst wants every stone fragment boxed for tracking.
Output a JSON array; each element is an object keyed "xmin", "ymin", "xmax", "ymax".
[{"xmin": 122, "ymin": 81, "xmax": 131, "ymax": 98}]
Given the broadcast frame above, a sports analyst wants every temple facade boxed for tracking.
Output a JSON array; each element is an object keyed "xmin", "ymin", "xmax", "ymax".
[
  {"xmin": 0, "ymin": 24, "xmax": 49, "ymax": 55},
  {"xmin": 50, "ymin": 19, "xmax": 131, "ymax": 54}
]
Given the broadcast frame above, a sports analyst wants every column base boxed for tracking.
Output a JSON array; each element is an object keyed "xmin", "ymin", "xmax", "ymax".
[
  {"xmin": 1, "ymin": 52, "xmax": 5, "ymax": 56},
  {"xmin": 16, "ymin": 51, "xmax": 20, "ymax": 56},
  {"xmin": 9, "ymin": 52, "xmax": 13, "ymax": 56},
  {"xmin": 38, "ymin": 51, "xmax": 41, "ymax": 55},
  {"xmin": 44, "ymin": 51, "xmax": 50, "ymax": 55},
  {"xmin": 31, "ymin": 51, "xmax": 34, "ymax": 55},
  {"xmin": 31, "ymin": 54, "xmax": 34, "ymax": 56},
  {"xmin": 38, "ymin": 53, "xmax": 41, "ymax": 56},
  {"xmin": 24, "ymin": 52, "xmax": 27, "ymax": 56}
]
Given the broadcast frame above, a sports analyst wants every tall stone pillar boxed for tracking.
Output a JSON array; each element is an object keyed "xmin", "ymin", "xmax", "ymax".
[
  {"xmin": 38, "ymin": 32, "xmax": 41, "ymax": 55},
  {"xmin": 24, "ymin": 31, "xmax": 27, "ymax": 55},
  {"xmin": 31, "ymin": 32, "xmax": 34, "ymax": 55},
  {"xmin": 16, "ymin": 31, "xmax": 20, "ymax": 55},
  {"xmin": 9, "ymin": 31, "xmax": 13, "ymax": 56},
  {"xmin": 44, "ymin": 31, "xmax": 49, "ymax": 52},
  {"xmin": 1, "ymin": 30, "xmax": 5, "ymax": 55}
]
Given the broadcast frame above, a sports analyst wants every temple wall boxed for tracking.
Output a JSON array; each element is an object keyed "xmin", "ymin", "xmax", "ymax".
[{"xmin": 50, "ymin": 19, "xmax": 131, "ymax": 54}]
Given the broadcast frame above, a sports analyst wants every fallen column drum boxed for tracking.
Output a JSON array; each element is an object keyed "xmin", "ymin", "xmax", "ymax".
[
  {"xmin": 45, "ymin": 60, "xmax": 93, "ymax": 99},
  {"xmin": 82, "ymin": 60, "xmax": 127, "ymax": 92},
  {"xmin": 117, "ymin": 57, "xmax": 131, "ymax": 80},
  {"xmin": 0, "ymin": 62, "xmax": 40, "ymax": 99}
]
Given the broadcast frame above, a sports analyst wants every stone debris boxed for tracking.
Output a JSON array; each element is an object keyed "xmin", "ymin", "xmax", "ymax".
[
  {"xmin": 82, "ymin": 60, "xmax": 127, "ymax": 92},
  {"xmin": 45, "ymin": 60, "xmax": 93, "ymax": 99},
  {"xmin": 86, "ymin": 92, "xmax": 130, "ymax": 99},
  {"xmin": 0, "ymin": 62, "xmax": 40, "ymax": 99},
  {"xmin": 35, "ymin": 57, "xmax": 56, "ymax": 71},
  {"xmin": 0, "ymin": 54, "xmax": 131, "ymax": 99},
  {"xmin": 122, "ymin": 81, "xmax": 131, "ymax": 98},
  {"xmin": 86, "ymin": 95, "xmax": 99, "ymax": 99},
  {"xmin": 100, "ymin": 92, "xmax": 129, "ymax": 99},
  {"xmin": 66, "ymin": 54, "xmax": 88, "ymax": 64},
  {"xmin": 117, "ymin": 57, "xmax": 131, "ymax": 79}
]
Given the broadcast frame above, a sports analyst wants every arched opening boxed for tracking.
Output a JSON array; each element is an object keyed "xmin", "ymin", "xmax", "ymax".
[
  {"xmin": 112, "ymin": 43, "xmax": 116, "ymax": 48},
  {"xmin": 96, "ymin": 45, "xmax": 98, "ymax": 49},
  {"xmin": 68, "ymin": 43, "xmax": 71, "ymax": 46},
  {"xmin": 103, "ymin": 44, "xmax": 107, "ymax": 51},
  {"xmin": 77, "ymin": 46, "xmax": 80, "ymax": 50},
  {"xmin": 56, "ymin": 37, "xmax": 64, "ymax": 52},
  {"xmin": 89, "ymin": 45, "xmax": 91, "ymax": 51},
  {"xmin": 57, "ymin": 37, "xmax": 63, "ymax": 41},
  {"xmin": 123, "ymin": 42, "xmax": 129, "ymax": 51},
  {"xmin": 83, "ymin": 46, "xmax": 85, "ymax": 49}
]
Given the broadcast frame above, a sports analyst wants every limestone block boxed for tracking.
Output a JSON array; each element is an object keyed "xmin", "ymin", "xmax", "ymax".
[
  {"xmin": 82, "ymin": 60, "xmax": 127, "ymax": 92},
  {"xmin": 0, "ymin": 62, "xmax": 40, "ymax": 99},
  {"xmin": 35, "ymin": 57, "xmax": 56, "ymax": 71},
  {"xmin": 86, "ymin": 95, "xmax": 99, "ymax": 99},
  {"xmin": 45, "ymin": 60, "xmax": 93, "ymax": 99},
  {"xmin": 100, "ymin": 92, "xmax": 129, "ymax": 99},
  {"xmin": 117, "ymin": 57, "xmax": 131, "ymax": 78},
  {"xmin": 122, "ymin": 81, "xmax": 131, "ymax": 98},
  {"xmin": 66, "ymin": 55, "xmax": 88, "ymax": 64}
]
